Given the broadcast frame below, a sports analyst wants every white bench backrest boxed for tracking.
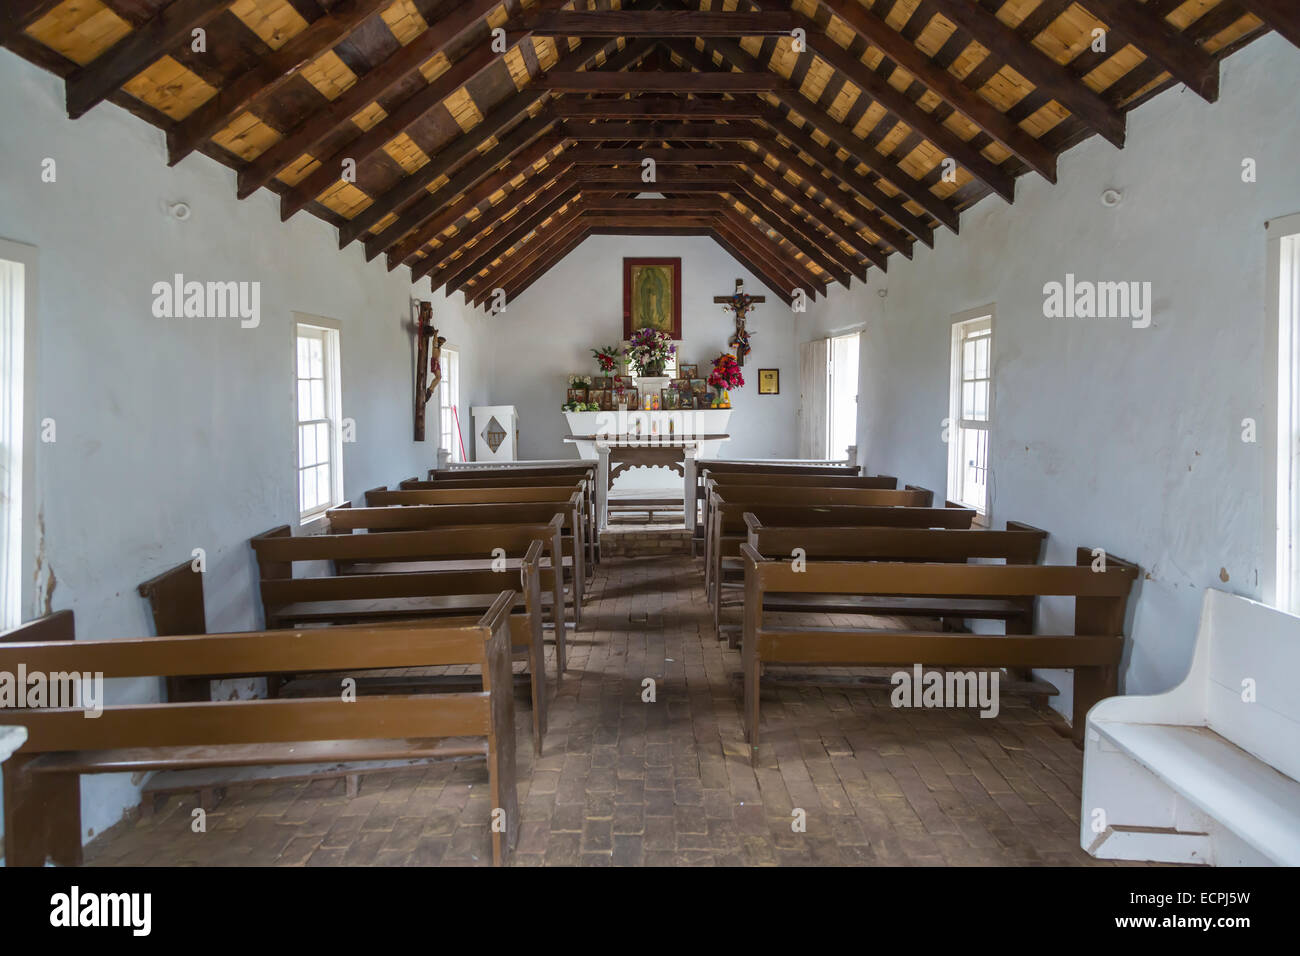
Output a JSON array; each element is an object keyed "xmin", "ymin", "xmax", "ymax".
[{"xmin": 1203, "ymin": 589, "xmax": 1300, "ymax": 781}]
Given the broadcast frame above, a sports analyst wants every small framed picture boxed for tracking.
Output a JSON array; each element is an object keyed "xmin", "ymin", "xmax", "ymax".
[
  {"xmin": 567, "ymin": 387, "xmax": 588, "ymax": 404},
  {"xmin": 592, "ymin": 376, "xmax": 612, "ymax": 390},
  {"xmin": 678, "ymin": 363, "xmax": 698, "ymax": 380},
  {"xmin": 660, "ymin": 388, "xmax": 677, "ymax": 410},
  {"xmin": 588, "ymin": 389, "xmax": 610, "ymax": 410},
  {"xmin": 689, "ymin": 378, "xmax": 708, "ymax": 395},
  {"xmin": 758, "ymin": 369, "xmax": 780, "ymax": 395}
]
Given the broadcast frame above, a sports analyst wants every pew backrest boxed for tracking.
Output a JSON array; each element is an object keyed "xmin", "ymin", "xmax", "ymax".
[{"xmin": 744, "ymin": 518, "xmax": 1048, "ymax": 563}]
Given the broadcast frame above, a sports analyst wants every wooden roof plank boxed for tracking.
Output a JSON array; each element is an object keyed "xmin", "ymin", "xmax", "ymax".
[
  {"xmin": 166, "ymin": 0, "xmax": 394, "ymax": 165},
  {"xmin": 522, "ymin": 10, "xmax": 802, "ymax": 36},
  {"xmin": 65, "ymin": 0, "xmax": 235, "ymax": 120},
  {"xmin": 1078, "ymin": 0, "xmax": 1220, "ymax": 102}
]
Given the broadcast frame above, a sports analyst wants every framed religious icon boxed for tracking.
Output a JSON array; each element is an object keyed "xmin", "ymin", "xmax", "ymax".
[
  {"xmin": 623, "ymin": 257, "xmax": 682, "ymax": 339},
  {"xmin": 678, "ymin": 363, "xmax": 698, "ymax": 380},
  {"xmin": 689, "ymin": 378, "xmax": 708, "ymax": 396},
  {"xmin": 758, "ymin": 369, "xmax": 780, "ymax": 395},
  {"xmin": 566, "ymin": 387, "xmax": 588, "ymax": 404},
  {"xmin": 589, "ymin": 389, "xmax": 610, "ymax": 410}
]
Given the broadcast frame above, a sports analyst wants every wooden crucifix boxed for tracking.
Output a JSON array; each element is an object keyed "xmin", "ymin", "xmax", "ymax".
[
  {"xmin": 715, "ymin": 278, "xmax": 764, "ymax": 367},
  {"xmin": 414, "ymin": 300, "xmax": 446, "ymax": 442}
]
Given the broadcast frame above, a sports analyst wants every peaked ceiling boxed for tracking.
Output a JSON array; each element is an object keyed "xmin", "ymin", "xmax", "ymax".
[{"xmin": 3, "ymin": 0, "xmax": 1295, "ymax": 308}]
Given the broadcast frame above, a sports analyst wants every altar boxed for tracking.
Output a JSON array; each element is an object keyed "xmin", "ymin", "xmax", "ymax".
[{"xmin": 562, "ymin": 408, "xmax": 731, "ymax": 531}]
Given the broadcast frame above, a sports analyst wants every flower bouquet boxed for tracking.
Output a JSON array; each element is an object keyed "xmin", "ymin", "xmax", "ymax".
[
  {"xmin": 591, "ymin": 345, "xmax": 621, "ymax": 375},
  {"xmin": 568, "ymin": 374, "xmax": 592, "ymax": 388},
  {"xmin": 708, "ymin": 352, "xmax": 744, "ymax": 390},
  {"xmin": 624, "ymin": 328, "xmax": 677, "ymax": 377}
]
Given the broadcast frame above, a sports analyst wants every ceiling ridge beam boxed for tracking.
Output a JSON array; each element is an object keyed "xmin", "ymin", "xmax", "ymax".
[{"xmin": 522, "ymin": 9, "xmax": 801, "ymax": 36}]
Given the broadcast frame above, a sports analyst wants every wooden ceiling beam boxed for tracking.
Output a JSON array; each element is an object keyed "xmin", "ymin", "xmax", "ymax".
[
  {"xmin": 440, "ymin": 180, "xmax": 582, "ymax": 293},
  {"xmin": 334, "ymin": 36, "xmax": 620, "ymax": 249},
  {"xmin": 729, "ymin": 179, "xmax": 877, "ymax": 276},
  {"xmin": 553, "ymin": 96, "xmax": 764, "ymax": 119},
  {"xmin": 564, "ymin": 146, "xmax": 753, "ymax": 164},
  {"xmin": 806, "ymin": 0, "xmax": 1058, "ymax": 183},
  {"xmin": 1077, "ymin": 0, "xmax": 1219, "ymax": 102},
  {"xmin": 581, "ymin": 197, "xmax": 729, "ymax": 212},
  {"xmin": 64, "ymin": 0, "xmax": 234, "ymax": 119},
  {"xmin": 671, "ymin": 41, "xmax": 951, "ymax": 237},
  {"xmin": 559, "ymin": 119, "xmax": 767, "ymax": 140},
  {"xmin": 925, "ymin": 0, "xmax": 1126, "ymax": 149},
  {"xmin": 498, "ymin": 223, "xmax": 595, "ymax": 305},
  {"xmin": 706, "ymin": 227, "xmax": 795, "ymax": 308},
  {"xmin": 522, "ymin": 10, "xmax": 800, "ymax": 36},
  {"xmin": 712, "ymin": 219, "xmax": 809, "ymax": 304},
  {"xmin": 0, "ymin": 1, "xmax": 65, "ymax": 47},
  {"xmin": 537, "ymin": 71, "xmax": 780, "ymax": 92},
  {"xmin": 716, "ymin": 206, "xmax": 826, "ymax": 298},
  {"xmin": 725, "ymin": 190, "xmax": 859, "ymax": 286},
  {"xmin": 470, "ymin": 204, "xmax": 588, "ymax": 305},
  {"xmin": 414, "ymin": 158, "xmax": 579, "ymax": 281},
  {"xmin": 726, "ymin": 8, "xmax": 1015, "ymax": 203},
  {"xmin": 234, "ymin": 0, "xmax": 534, "ymax": 200},
  {"xmin": 383, "ymin": 134, "xmax": 566, "ymax": 269},
  {"xmin": 166, "ymin": 0, "xmax": 392, "ymax": 165},
  {"xmin": 1237, "ymin": 0, "xmax": 1300, "ymax": 49}
]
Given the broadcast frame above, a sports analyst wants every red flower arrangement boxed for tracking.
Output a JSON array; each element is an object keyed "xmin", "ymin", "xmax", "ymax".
[
  {"xmin": 591, "ymin": 345, "xmax": 620, "ymax": 374},
  {"xmin": 708, "ymin": 352, "xmax": 744, "ymax": 390}
]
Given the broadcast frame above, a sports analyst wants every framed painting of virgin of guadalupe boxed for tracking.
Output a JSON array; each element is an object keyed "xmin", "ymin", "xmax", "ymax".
[{"xmin": 623, "ymin": 258, "xmax": 682, "ymax": 339}]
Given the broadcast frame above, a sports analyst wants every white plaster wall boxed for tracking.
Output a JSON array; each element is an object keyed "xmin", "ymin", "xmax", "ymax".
[
  {"xmin": 487, "ymin": 234, "xmax": 801, "ymax": 469},
  {"xmin": 0, "ymin": 51, "xmax": 489, "ymax": 844},
  {"xmin": 798, "ymin": 33, "xmax": 1300, "ymax": 719}
]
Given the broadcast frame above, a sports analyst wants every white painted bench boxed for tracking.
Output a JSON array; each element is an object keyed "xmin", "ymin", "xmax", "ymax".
[{"xmin": 1081, "ymin": 588, "xmax": 1300, "ymax": 866}]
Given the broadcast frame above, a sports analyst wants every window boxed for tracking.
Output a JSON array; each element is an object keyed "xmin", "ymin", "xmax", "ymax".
[
  {"xmin": 947, "ymin": 309, "xmax": 994, "ymax": 520},
  {"xmin": 828, "ymin": 332, "xmax": 860, "ymax": 461},
  {"xmin": 0, "ymin": 245, "xmax": 31, "ymax": 629},
  {"xmin": 1272, "ymin": 214, "xmax": 1300, "ymax": 611},
  {"xmin": 437, "ymin": 346, "xmax": 463, "ymax": 463},
  {"xmin": 294, "ymin": 318, "xmax": 343, "ymax": 522}
]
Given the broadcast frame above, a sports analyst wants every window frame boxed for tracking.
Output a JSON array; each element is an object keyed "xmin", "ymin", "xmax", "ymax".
[
  {"xmin": 947, "ymin": 306, "xmax": 995, "ymax": 526},
  {"xmin": 292, "ymin": 314, "xmax": 344, "ymax": 525},
  {"xmin": 0, "ymin": 237, "xmax": 38, "ymax": 627},
  {"xmin": 437, "ymin": 345, "xmax": 462, "ymax": 463},
  {"xmin": 1267, "ymin": 212, "xmax": 1300, "ymax": 611}
]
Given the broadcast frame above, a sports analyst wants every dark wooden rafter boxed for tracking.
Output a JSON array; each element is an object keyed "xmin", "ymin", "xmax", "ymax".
[
  {"xmin": 925, "ymin": 0, "xmax": 1127, "ymax": 149},
  {"xmin": 522, "ymin": 10, "xmax": 801, "ymax": 36},
  {"xmin": 469, "ymin": 202, "xmax": 587, "ymax": 303},
  {"xmin": 380, "ymin": 133, "xmax": 566, "ymax": 268},
  {"xmin": 165, "ymin": 0, "xmax": 393, "ymax": 165},
  {"xmin": 278, "ymin": 0, "xmax": 578, "ymax": 221},
  {"xmin": 554, "ymin": 96, "xmax": 765, "ymax": 118},
  {"xmin": 0, "ymin": 0, "xmax": 64, "ymax": 47},
  {"xmin": 1078, "ymin": 0, "xmax": 1220, "ymax": 102},
  {"xmin": 728, "ymin": 2, "xmax": 1016, "ymax": 203},
  {"xmin": 65, "ymin": 0, "xmax": 234, "ymax": 119},
  {"xmin": 806, "ymin": 0, "xmax": 1058, "ymax": 183},
  {"xmin": 1236, "ymin": 0, "xmax": 1300, "ymax": 49},
  {"xmin": 234, "ymin": 0, "xmax": 525, "ymax": 200},
  {"xmin": 535, "ymin": 70, "xmax": 781, "ymax": 92},
  {"xmin": 668, "ymin": 40, "xmax": 956, "ymax": 237}
]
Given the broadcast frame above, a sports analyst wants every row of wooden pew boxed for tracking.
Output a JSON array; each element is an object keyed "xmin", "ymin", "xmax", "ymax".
[
  {"xmin": 693, "ymin": 461, "xmax": 1140, "ymax": 747},
  {"xmin": 0, "ymin": 462, "xmax": 600, "ymax": 867}
]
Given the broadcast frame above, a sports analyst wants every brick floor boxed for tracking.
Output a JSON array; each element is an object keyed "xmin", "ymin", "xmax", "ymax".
[{"xmin": 85, "ymin": 553, "xmax": 1119, "ymax": 867}]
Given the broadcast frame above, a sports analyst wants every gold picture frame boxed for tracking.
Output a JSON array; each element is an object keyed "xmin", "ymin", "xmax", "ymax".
[{"xmin": 758, "ymin": 369, "xmax": 779, "ymax": 395}]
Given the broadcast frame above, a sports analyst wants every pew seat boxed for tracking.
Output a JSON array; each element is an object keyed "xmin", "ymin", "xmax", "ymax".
[{"xmin": 1082, "ymin": 588, "xmax": 1300, "ymax": 866}]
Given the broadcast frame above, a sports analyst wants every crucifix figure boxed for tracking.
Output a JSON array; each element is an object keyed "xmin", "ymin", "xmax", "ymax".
[
  {"xmin": 414, "ymin": 300, "xmax": 447, "ymax": 441},
  {"xmin": 714, "ymin": 278, "xmax": 764, "ymax": 366}
]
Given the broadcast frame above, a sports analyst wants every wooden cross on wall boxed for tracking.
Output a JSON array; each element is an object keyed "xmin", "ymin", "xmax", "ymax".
[
  {"xmin": 714, "ymin": 278, "xmax": 764, "ymax": 367},
  {"xmin": 414, "ymin": 300, "xmax": 446, "ymax": 442}
]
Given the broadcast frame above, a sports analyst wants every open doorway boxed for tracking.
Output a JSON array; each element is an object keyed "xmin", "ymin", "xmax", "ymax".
[{"xmin": 828, "ymin": 332, "xmax": 860, "ymax": 461}]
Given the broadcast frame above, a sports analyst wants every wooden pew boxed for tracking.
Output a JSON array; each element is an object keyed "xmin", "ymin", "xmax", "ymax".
[
  {"xmin": 402, "ymin": 473, "xmax": 599, "ymax": 566},
  {"xmin": 137, "ymin": 559, "xmax": 212, "ymax": 703},
  {"xmin": 251, "ymin": 527, "xmax": 555, "ymax": 746},
  {"xmin": 704, "ymin": 487, "xmax": 940, "ymax": 617},
  {"xmin": 701, "ymin": 474, "xmax": 904, "ymax": 554},
  {"xmin": 744, "ymin": 518, "xmax": 1051, "ymax": 684},
  {"xmin": 0, "ymin": 599, "xmax": 521, "ymax": 866},
  {"xmin": 328, "ymin": 502, "xmax": 583, "ymax": 629},
  {"xmin": 740, "ymin": 545, "xmax": 1139, "ymax": 747},
  {"xmin": 691, "ymin": 460, "xmax": 862, "ymax": 533},
  {"xmin": 369, "ymin": 485, "xmax": 589, "ymax": 606}
]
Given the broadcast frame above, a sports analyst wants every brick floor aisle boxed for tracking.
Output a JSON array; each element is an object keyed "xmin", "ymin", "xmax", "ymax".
[{"xmin": 85, "ymin": 553, "xmax": 1112, "ymax": 867}]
